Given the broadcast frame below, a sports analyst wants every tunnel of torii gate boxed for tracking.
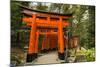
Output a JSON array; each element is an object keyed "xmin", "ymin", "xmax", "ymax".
[{"xmin": 20, "ymin": 5, "xmax": 73, "ymax": 62}]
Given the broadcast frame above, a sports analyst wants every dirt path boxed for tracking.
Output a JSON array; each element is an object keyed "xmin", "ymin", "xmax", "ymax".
[{"xmin": 32, "ymin": 51, "xmax": 65, "ymax": 65}]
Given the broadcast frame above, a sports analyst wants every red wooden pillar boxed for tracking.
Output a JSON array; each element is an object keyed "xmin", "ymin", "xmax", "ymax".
[
  {"xmin": 58, "ymin": 17, "xmax": 65, "ymax": 60},
  {"xmin": 58, "ymin": 31, "xmax": 60, "ymax": 52},
  {"xmin": 46, "ymin": 33, "xmax": 50, "ymax": 50},
  {"xmin": 42, "ymin": 37, "xmax": 46, "ymax": 50},
  {"xmin": 34, "ymin": 31, "xmax": 39, "ymax": 58},
  {"xmin": 26, "ymin": 14, "xmax": 37, "ymax": 62},
  {"xmin": 47, "ymin": 16, "xmax": 50, "ymax": 50}
]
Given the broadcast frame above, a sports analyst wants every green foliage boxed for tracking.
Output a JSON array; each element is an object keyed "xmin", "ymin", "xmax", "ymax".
[
  {"xmin": 76, "ymin": 48, "xmax": 95, "ymax": 62},
  {"xmin": 11, "ymin": 52, "xmax": 25, "ymax": 65},
  {"xmin": 22, "ymin": 22, "xmax": 27, "ymax": 26},
  {"xmin": 36, "ymin": 3, "xmax": 48, "ymax": 11},
  {"xmin": 11, "ymin": 1, "xmax": 29, "ymax": 48},
  {"xmin": 85, "ymin": 48, "xmax": 95, "ymax": 61},
  {"xmin": 38, "ymin": 35, "xmax": 45, "ymax": 48},
  {"xmin": 11, "ymin": 1, "xmax": 22, "ymax": 30}
]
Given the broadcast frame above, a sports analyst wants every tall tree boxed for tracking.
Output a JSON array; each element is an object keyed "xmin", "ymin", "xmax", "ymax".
[
  {"xmin": 36, "ymin": 2, "xmax": 48, "ymax": 11},
  {"xmin": 11, "ymin": 1, "xmax": 29, "ymax": 47}
]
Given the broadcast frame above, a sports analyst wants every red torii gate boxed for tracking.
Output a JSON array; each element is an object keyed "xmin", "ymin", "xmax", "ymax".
[{"xmin": 21, "ymin": 6, "xmax": 73, "ymax": 62}]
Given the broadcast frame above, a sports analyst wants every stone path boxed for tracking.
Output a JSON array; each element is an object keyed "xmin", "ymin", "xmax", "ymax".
[{"xmin": 32, "ymin": 51, "xmax": 65, "ymax": 65}]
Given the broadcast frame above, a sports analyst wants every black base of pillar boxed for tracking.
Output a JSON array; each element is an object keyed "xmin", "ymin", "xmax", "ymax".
[
  {"xmin": 64, "ymin": 48, "xmax": 66, "ymax": 50},
  {"xmin": 26, "ymin": 53, "xmax": 37, "ymax": 62},
  {"xmin": 49, "ymin": 48, "xmax": 57, "ymax": 51},
  {"xmin": 58, "ymin": 52, "xmax": 65, "ymax": 60},
  {"xmin": 41, "ymin": 49, "xmax": 48, "ymax": 53},
  {"xmin": 52, "ymin": 48, "xmax": 57, "ymax": 51}
]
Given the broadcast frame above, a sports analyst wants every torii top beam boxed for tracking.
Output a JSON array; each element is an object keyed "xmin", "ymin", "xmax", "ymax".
[
  {"xmin": 20, "ymin": 5, "xmax": 73, "ymax": 29},
  {"xmin": 20, "ymin": 5, "xmax": 73, "ymax": 17}
]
